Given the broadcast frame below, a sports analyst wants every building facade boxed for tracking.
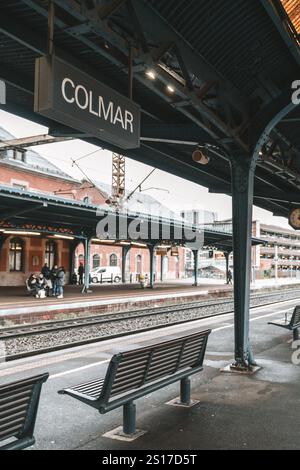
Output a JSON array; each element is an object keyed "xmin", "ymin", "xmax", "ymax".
[
  {"xmin": 0, "ymin": 127, "xmax": 185, "ymax": 286},
  {"xmin": 180, "ymin": 209, "xmax": 228, "ymax": 278},
  {"xmin": 252, "ymin": 221, "xmax": 300, "ymax": 279},
  {"xmin": 210, "ymin": 218, "xmax": 300, "ymax": 280}
]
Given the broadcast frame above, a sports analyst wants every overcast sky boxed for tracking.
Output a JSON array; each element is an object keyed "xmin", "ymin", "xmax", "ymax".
[{"xmin": 0, "ymin": 109, "xmax": 291, "ymax": 229}]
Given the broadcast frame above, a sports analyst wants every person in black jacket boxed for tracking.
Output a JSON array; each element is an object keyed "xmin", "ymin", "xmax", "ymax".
[
  {"xmin": 78, "ymin": 263, "xmax": 84, "ymax": 285},
  {"xmin": 227, "ymin": 269, "xmax": 233, "ymax": 285},
  {"xmin": 41, "ymin": 263, "xmax": 50, "ymax": 279},
  {"xmin": 50, "ymin": 264, "xmax": 59, "ymax": 296},
  {"xmin": 27, "ymin": 273, "xmax": 38, "ymax": 295},
  {"xmin": 28, "ymin": 273, "xmax": 46, "ymax": 298},
  {"xmin": 41, "ymin": 263, "xmax": 52, "ymax": 295}
]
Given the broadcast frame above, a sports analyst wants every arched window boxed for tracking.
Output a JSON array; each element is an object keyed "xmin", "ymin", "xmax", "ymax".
[
  {"xmin": 45, "ymin": 240, "xmax": 56, "ymax": 269},
  {"xmin": 162, "ymin": 255, "xmax": 169, "ymax": 275},
  {"xmin": 9, "ymin": 237, "xmax": 24, "ymax": 272},
  {"xmin": 109, "ymin": 253, "xmax": 118, "ymax": 267},
  {"xmin": 83, "ymin": 196, "xmax": 90, "ymax": 204},
  {"xmin": 136, "ymin": 254, "xmax": 142, "ymax": 274},
  {"xmin": 93, "ymin": 253, "xmax": 100, "ymax": 269}
]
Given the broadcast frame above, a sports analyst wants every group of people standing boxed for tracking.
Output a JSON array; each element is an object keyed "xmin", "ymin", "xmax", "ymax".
[{"xmin": 27, "ymin": 263, "xmax": 66, "ymax": 299}]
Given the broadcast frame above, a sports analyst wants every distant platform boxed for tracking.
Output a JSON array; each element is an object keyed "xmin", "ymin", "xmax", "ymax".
[
  {"xmin": 0, "ymin": 281, "xmax": 233, "ymax": 325},
  {"xmin": 1, "ymin": 280, "xmax": 300, "ymax": 326}
]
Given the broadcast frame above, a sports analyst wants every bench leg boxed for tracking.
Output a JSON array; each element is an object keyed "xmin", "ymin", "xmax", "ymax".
[
  {"xmin": 180, "ymin": 377, "xmax": 191, "ymax": 405},
  {"xmin": 123, "ymin": 401, "xmax": 136, "ymax": 435},
  {"xmin": 293, "ymin": 328, "xmax": 299, "ymax": 341}
]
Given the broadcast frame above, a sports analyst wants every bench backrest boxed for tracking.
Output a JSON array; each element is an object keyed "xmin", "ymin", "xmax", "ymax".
[
  {"xmin": 0, "ymin": 373, "xmax": 48, "ymax": 450},
  {"xmin": 100, "ymin": 329, "xmax": 211, "ymax": 402},
  {"xmin": 291, "ymin": 306, "xmax": 300, "ymax": 327}
]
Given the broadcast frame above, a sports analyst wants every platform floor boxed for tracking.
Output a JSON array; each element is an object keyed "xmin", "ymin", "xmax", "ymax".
[{"xmin": 1, "ymin": 297, "xmax": 299, "ymax": 450}]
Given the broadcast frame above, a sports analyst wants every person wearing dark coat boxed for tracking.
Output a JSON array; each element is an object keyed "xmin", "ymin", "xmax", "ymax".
[
  {"xmin": 50, "ymin": 264, "xmax": 59, "ymax": 296},
  {"xmin": 41, "ymin": 263, "xmax": 50, "ymax": 279},
  {"xmin": 227, "ymin": 269, "xmax": 233, "ymax": 285},
  {"xmin": 27, "ymin": 273, "xmax": 38, "ymax": 295},
  {"xmin": 28, "ymin": 273, "xmax": 46, "ymax": 298},
  {"xmin": 78, "ymin": 263, "xmax": 84, "ymax": 285}
]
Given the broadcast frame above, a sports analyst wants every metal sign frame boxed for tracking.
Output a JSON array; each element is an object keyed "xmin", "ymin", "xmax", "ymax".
[{"xmin": 34, "ymin": 55, "xmax": 140, "ymax": 150}]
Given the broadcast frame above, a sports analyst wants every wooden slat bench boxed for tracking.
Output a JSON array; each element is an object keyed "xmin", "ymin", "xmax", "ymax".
[
  {"xmin": 268, "ymin": 305, "xmax": 300, "ymax": 341},
  {"xmin": 58, "ymin": 329, "xmax": 211, "ymax": 437},
  {"xmin": 0, "ymin": 373, "xmax": 49, "ymax": 450}
]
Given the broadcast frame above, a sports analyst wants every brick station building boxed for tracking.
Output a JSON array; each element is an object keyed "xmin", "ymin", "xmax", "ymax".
[{"xmin": 0, "ymin": 127, "xmax": 185, "ymax": 286}]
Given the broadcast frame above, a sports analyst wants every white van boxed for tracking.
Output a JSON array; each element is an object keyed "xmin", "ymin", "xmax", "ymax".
[{"xmin": 91, "ymin": 266, "xmax": 122, "ymax": 284}]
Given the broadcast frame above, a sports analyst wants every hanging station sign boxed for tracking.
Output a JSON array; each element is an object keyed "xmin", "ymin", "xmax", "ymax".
[
  {"xmin": 156, "ymin": 248, "xmax": 168, "ymax": 256},
  {"xmin": 34, "ymin": 56, "xmax": 140, "ymax": 149},
  {"xmin": 170, "ymin": 246, "xmax": 179, "ymax": 256}
]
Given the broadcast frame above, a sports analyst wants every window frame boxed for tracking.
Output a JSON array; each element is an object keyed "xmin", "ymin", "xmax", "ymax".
[
  {"xmin": 9, "ymin": 237, "xmax": 24, "ymax": 272},
  {"xmin": 109, "ymin": 253, "xmax": 118, "ymax": 267},
  {"xmin": 45, "ymin": 240, "xmax": 56, "ymax": 269},
  {"xmin": 92, "ymin": 253, "xmax": 101, "ymax": 269}
]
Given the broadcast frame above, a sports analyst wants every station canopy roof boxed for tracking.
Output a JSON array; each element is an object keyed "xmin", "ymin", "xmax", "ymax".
[
  {"xmin": 0, "ymin": 185, "xmax": 263, "ymax": 251},
  {"xmin": 0, "ymin": 1, "xmax": 299, "ymax": 219}
]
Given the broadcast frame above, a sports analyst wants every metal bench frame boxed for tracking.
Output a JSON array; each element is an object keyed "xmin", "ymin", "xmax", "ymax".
[
  {"xmin": 268, "ymin": 306, "xmax": 300, "ymax": 341},
  {"xmin": 59, "ymin": 329, "xmax": 211, "ymax": 436},
  {"xmin": 0, "ymin": 373, "xmax": 49, "ymax": 450}
]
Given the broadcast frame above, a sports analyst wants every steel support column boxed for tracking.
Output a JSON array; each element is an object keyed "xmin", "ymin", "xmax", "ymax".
[
  {"xmin": 0, "ymin": 236, "xmax": 6, "ymax": 255},
  {"xmin": 192, "ymin": 250, "xmax": 199, "ymax": 286},
  {"xmin": 148, "ymin": 244, "xmax": 156, "ymax": 289},
  {"xmin": 160, "ymin": 255, "xmax": 164, "ymax": 282},
  {"xmin": 230, "ymin": 157, "xmax": 256, "ymax": 370},
  {"xmin": 233, "ymin": 88, "xmax": 300, "ymax": 370},
  {"xmin": 121, "ymin": 245, "xmax": 130, "ymax": 283},
  {"xmin": 224, "ymin": 251, "xmax": 230, "ymax": 284},
  {"xmin": 69, "ymin": 239, "xmax": 81, "ymax": 284},
  {"xmin": 274, "ymin": 244, "xmax": 278, "ymax": 284},
  {"xmin": 82, "ymin": 237, "xmax": 92, "ymax": 293}
]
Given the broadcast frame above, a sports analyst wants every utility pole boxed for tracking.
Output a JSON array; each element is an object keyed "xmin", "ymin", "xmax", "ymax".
[{"xmin": 111, "ymin": 153, "xmax": 125, "ymax": 207}]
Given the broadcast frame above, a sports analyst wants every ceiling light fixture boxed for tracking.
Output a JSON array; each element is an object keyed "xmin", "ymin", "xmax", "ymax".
[
  {"xmin": 166, "ymin": 85, "xmax": 175, "ymax": 93},
  {"xmin": 4, "ymin": 230, "xmax": 41, "ymax": 236},
  {"xmin": 146, "ymin": 70, "xmax": 156, "ymax": 80},
  {"xmin": 53, "ymin": 234, "xmax": 75, "ymax": 240},
  {"xmin": 92, "ymin": 239, "xmax": 115, "ymax": 244}
]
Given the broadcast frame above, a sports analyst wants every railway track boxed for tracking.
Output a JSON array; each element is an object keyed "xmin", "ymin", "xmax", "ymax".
[{"xmin": 1, "ymin": 287, "xmax": 300, "ymax": 361}]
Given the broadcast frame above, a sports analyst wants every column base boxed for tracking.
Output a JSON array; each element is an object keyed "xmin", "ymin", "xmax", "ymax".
[
  {"xmin": 221, "ymin": 362, "xmax": 262, "ymax": 375},
  {"xmin": 103, "ymin": 426, "xmax": 146, "ymax": 442},
  {"xmin": 166, "ymin": 397, "xmax": 199, "ymax": 408}
]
